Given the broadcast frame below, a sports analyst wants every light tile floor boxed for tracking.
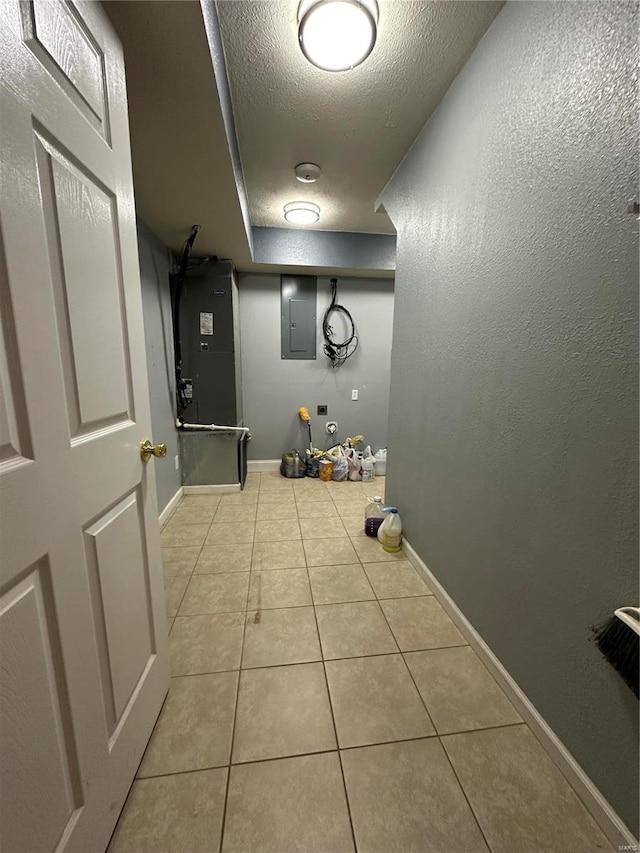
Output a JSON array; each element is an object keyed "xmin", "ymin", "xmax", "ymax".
[{"xmin": 109, "ymin": 474, "xmax": 613, "ymax": 853}]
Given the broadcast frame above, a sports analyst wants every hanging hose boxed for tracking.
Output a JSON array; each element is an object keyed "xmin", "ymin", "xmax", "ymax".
[
  {"xmin": 322, "ymin": 278, "xmax": 358, "ymax": 367},
  {"xmin": 171, "ymin": 225, "xmax": 200, "ymax": 414}
]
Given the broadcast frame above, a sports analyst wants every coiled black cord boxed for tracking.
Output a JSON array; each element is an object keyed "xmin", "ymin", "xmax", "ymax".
[{"xmin": 322, "ymin": 278, "xmax": 358, "ymax": 368}]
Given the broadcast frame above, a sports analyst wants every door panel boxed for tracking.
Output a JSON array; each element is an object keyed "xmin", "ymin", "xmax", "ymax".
[
  {"xmin": 21, "ymin": 0, "xmax": 110, "ymax": 139},
  {"xmin": 84, "ymin": 491, "xmax": 154, "ymax": 733},
  {"xmin": 0, "ymin": 1, "xmax": 169, "ymax": 850},
  {"xmin": 35, "ymin": 129, "xmax": 133, "ymax": 436},
  {"xmin": 0, "ymin": 561, "xmax": 82, "ymax": 853},
  {"xmin": 0, "ymin": 241, "xmax": 33, "ymax": 466}
]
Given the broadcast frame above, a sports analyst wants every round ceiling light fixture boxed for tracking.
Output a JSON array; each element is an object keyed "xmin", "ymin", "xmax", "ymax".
[
  {"xmin": 284, "ymin": 201, "xmax": 321, "ymax": 225},
  {"xmin": 298, "ymin": 0, "xmax": 378, "ymax": 72}
]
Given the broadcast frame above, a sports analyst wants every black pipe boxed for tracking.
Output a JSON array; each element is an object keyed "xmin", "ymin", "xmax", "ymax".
[{"xmin": 171, "ymin": 225, "xmax": 200, "ymax": 414}]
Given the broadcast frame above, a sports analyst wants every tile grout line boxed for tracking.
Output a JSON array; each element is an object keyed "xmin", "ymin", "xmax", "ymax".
[
  {"xmin": 170, "ymin": 646, "xmax": 525, "ymax": 688},
  {"xmin": 437, "ymin": 734, "xmax": 494, "ymax": 852},
  {"xmin": 133, "ymin": 724, "xmax": 528, "ymax": 782},
  {"xmin": 375, "ymin": 590, "xmax": 440, "ymax": 724},
  {"xmin": 164, "ymin": 476, "xmax": 258, "ymax": 852},
  {"xmin": 216, "ymin": 475, "xmax": 258, "ymax": 853},
  {"xmin": 305, "ymin": 555, "xmax": 360, "ymax": 853},
  {"xmin": 163, "ymin": 494, "xmax": 227, "ymax": 585},
  {"xmin": 336, "ymin": 721, "xmax": 528, "ymax": 751},
  {"xmin": 366, "ymin": 534, "xmax": 494, "ymax": 852},
  {"xmin": 159, "ymin": 478, "xmax": 430, "ymax": 851},
  {"xmin": 137, "ymin": 496, "xmax": 218, "ymax": 833},
  {"xmin": 352, "ymin": 493, "xmax": 496, "ymax": 851},
  {"xmin": 167, "ymin": 514, "xmax": 212, "ymax": 623}
]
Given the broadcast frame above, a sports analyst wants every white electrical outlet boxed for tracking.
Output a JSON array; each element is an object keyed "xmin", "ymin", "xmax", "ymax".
[
  {"xmin": 174, "ymin": 455, "xmax": 179, "ymax": 470},
  {"xmin": 351, "ymin": 389, "xmax": 359, "ymax": 401},
  {"xmin": 326, "ymin": 421, "xmax": 338, "ymax": 435}
]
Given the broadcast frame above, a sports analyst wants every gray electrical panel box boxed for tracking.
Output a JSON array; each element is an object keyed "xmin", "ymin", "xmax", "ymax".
[{"xmin": 281, "ymin": 274, "xmax": 317, "ymax": 359}]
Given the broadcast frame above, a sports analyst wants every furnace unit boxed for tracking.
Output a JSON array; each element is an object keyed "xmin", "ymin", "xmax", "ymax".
[{"xmin": 176, "ymin": 260, "xmax": 247, "ymax": 487}]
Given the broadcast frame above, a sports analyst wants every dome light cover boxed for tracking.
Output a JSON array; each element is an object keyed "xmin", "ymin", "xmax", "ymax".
[
  {"xmin": 298, "ymin": 0, "xmax": 378, "ymax": 72},
  {"xmin": 284, "ymin": 201, "xmax": 321, "ymax": 225}
]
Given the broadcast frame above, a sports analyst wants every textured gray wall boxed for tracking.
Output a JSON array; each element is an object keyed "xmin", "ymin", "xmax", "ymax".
[
  {"xmin": 137, "ymin": 221, "xmax": 181, "ymax": 513},
  {"xmin": 252, "ymin": 227, "xmax": 396, "ymax": 272},
  {"xmin": 380, "ymin": 0, "xmax": 638, "ymax": 835},
  {"xmin": 239, "ymin": 273, "xmax": 394, "ymax": 459}
]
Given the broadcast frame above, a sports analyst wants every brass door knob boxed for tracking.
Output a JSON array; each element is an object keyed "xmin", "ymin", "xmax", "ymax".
[{"xmin": 140, "ymin": 440, "xmax": 168, "ymax": 463}]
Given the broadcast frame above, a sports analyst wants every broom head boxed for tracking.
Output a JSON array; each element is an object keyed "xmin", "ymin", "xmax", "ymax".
[{"xmin": 592, "ymin": 613, "xmax": 639, "ymax": 697}]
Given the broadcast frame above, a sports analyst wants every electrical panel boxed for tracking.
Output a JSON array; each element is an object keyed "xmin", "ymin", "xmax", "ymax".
[{"xmin": 280, "ymin": 274, "xmax": 317, "ymax": 359}]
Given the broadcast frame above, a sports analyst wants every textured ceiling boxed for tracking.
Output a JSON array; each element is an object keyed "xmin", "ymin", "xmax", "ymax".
[
  {"xmin": 217, "ymin": 0, "xmax": 503, "ymax": 235},
  {"xmin": 105, "ymin": 0, "xmax": 502, "ymax": 274}
]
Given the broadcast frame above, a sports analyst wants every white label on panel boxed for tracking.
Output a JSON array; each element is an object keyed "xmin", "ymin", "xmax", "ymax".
[{"xmin": 200, "ymin": 312, "xmax": 213, "ymax": 335}]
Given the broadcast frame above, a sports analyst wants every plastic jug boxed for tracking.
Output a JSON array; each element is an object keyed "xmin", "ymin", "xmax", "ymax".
[
  {"xmin": 373, "ymin": 448, "xmax": 387, "ymax": 477},
  {"xmin": 361, "ymin": 447, "xmax": 375, "ymax": 482},
  {"xmin": 377, "ymin": 507, "xmax": 402, "ymax": 552},
  {"xmin": 364, "ymin": 496, "xmax": 384, "ymax": 537}
]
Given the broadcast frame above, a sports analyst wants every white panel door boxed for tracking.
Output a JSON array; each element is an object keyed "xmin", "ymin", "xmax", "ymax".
[{"xmin": 0, "ymin": 1, "xmax": 169, "ymax": 850}]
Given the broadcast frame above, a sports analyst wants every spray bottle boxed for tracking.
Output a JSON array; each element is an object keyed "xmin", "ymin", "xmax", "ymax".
[{"xmin": 377, "ymin": 507, "xmax": 402, "ymax": 553}]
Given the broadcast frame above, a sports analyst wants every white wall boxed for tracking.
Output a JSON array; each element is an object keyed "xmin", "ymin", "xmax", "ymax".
[{"xmin": 239, "ymin": 273, "xmax": 394, "ymax": 459}]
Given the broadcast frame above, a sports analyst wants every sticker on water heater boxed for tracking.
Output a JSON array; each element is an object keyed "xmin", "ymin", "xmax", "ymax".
[
  {"xmin": 182, "ymin": 379, "xmax": 193, "ymax": 399},
  {"xmin": 199, "ymin": 312, "xmax": 213, "ymax": 335}
]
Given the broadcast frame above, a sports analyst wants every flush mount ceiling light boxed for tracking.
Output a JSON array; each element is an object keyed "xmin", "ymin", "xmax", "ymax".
[
  {"xmin": 284, "ymin": 201, "xmax": 321, "ymax": 225},
  {"xmin": 298, "ymin": 0, "xmax": 378, "ymax": 72}
]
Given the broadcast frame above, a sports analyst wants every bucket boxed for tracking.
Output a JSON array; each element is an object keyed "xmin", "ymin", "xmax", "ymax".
[{"xmin": 280, "ymin": 450, "xmax": 306, "ymax": 478}]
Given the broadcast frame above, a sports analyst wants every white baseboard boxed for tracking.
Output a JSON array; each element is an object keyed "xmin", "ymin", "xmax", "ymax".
[
  {"xmin": 247, "ymin": 459, "xmax": 281, "ymax": 473},
  {"xmin": 158, "ymin": 487, "xmax": 183, "ymax": 527},
  {"xmin": 182, "ymin": 484, "xmax": 241, "ymax": 494},
  {"xmin": 402, "ymin": 537, "xmax": 638, "ymax": 850}
]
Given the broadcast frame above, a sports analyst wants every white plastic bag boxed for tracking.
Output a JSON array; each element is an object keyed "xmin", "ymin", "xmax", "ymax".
[
  {"xmin": 347, "ymin": 449, "xmax": 363, "ymax": 481},
  {"xmin": 332, "ymin": 447, "xmax": 348, "ymax": 481}
]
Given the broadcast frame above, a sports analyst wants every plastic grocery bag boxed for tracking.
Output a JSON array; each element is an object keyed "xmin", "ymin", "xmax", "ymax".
[
  {"xmin": 331, "ymin": 447, "xmax": 348, "ymax": 481},
  {"xmin": 347, "ymin": 449, "xmax": 363, "ymax": 481}
]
